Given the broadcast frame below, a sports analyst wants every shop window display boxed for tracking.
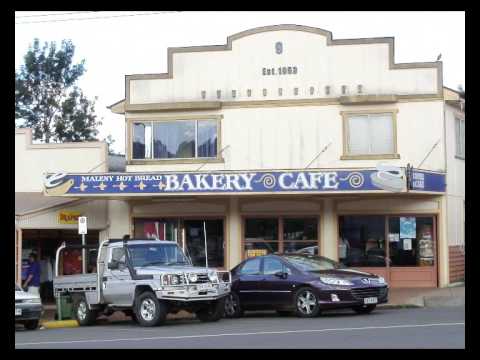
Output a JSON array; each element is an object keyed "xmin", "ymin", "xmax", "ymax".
[
  {"xmin": 338, "ymin": 216, "xmax": 387, "ymax": 267},
  {"xmin": 244, "ymin": 218, "xmax": 319, "ymax": 257},
  {"xmin": 388, "ymin": 217, "xmax": 434, "ymax": 266},
  {"xmin": 134, "ymin": 218, "xmax": 224, "ymax": 268},
  {"xmin": 283, "ymin": 218, "xmax": 318, "ymax": 254},
  {"xmin": 245, "ymin": 218, "xmax": 279, "ymax": 257}
]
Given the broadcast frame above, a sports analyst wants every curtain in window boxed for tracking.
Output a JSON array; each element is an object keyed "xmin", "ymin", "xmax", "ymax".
[
  {"xmin": 348, "ymin": 114, "xmax": 394, "ymax": 155},
  {"xmin": 370, "ymin": 114, "xmax": 394, "ymax": 154},
  {"xmin": 348, "ymin": 115, "xmax": 370, "ymax": 155}
]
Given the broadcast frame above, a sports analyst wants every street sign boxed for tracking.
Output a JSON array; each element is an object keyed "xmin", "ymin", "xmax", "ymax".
[{"xmin": 78, "ymin": 216, "xmax": 88, "ymax": 234}]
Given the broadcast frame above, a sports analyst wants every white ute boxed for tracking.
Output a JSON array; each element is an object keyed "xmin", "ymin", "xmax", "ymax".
[{"xmin": 53, "ymin": 238, "xmax": 231, "ymax": 327}]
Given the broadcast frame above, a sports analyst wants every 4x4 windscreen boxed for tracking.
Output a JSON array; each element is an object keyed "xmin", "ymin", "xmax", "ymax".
[
  {"xmin": 285, "ymin": 255, "xmax": 345, "ymax": 272},
  {"xmin": 127, "ymin": 243, "xmax": 190, "ymax": 267}
]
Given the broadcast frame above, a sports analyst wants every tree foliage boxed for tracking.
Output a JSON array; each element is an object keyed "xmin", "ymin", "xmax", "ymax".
[{"xmin": 15, "ymin": 39, "xmax": 101, "ymax": 143}]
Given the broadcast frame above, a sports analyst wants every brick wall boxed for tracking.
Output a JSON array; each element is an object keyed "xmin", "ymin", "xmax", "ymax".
[{"xmin": 449, "ymin": 245, "xmax": 465, "ymax": 283}]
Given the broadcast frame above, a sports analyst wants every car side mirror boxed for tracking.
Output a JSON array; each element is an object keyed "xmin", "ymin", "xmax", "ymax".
[
  {"xmin": 107, "ymin": 261, "xmax": 119, "ymax": 270},
  {"xmin": 274, "ymin": 271, "xmax": 288, "ymax": 279}
]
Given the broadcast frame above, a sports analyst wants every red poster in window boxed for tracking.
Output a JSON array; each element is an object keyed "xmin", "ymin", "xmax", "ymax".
[{"xmin": 143, "ymin": 222, "xmax": 165, "ymax": 240}]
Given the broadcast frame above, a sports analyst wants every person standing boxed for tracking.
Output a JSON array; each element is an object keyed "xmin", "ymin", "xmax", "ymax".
[{"xmin": 23, "ymin": 253, "xmax": 41, "ymax": 296}]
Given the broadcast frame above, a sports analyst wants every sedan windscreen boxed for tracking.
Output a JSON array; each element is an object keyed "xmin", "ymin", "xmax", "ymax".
[{"xmin": 285, "ymin": 255, "xmax": 345, "ymax": 272}]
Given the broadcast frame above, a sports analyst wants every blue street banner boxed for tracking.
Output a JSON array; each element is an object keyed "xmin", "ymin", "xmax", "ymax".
[{"xmin": 43, "ymin": 168, "xmax": 445, "ymax": 196}]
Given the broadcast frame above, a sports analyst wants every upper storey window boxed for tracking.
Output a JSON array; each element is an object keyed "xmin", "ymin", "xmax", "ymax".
[
  {"xmin": 341, "ymin": 111, "xmax": 399, "ymax": 160},
  {"xmin": 455, "ymin": 117, "xmax": 465, "ymax": 159},
  {"xmin": 132, "ymin": 119, "xmax": 218, "ymax": 160}
]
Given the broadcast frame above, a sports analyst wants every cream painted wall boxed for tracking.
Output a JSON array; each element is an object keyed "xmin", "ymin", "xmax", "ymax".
[
  {"xmin": 15, "ymin": 129, "xmax": 108, "ymax": 193},
  {"xmin": 17, "ymin": 200, "xmax": 108, "ymax": 229},
  {"xmin": 126, "ymin": 100, "xmax": 445, "ymax": 173},
  {"xmin": 130, "ymin": 29, "xmax": 438, "ymax": 104},
  {"xmin": 107, "ymin": 200, "xmax": 131, "ymax": 238},
  {"xmin": 445, "ymin": 103, "xmax": 465, "ymax": 247}
]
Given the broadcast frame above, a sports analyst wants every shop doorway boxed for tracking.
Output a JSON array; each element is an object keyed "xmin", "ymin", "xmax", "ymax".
[
  {"xmin": 21, "ymin": 229, "xmax": 99, "ymax": 304},
  {"xmin": 184, "ymin": 219, "xmax": 224, "ymax": 268}
]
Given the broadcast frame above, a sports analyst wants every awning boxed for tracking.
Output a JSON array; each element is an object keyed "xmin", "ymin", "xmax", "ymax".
[
  {"xmin": 15, "ymin": 192, "xmax": 79, "ymax": 216},
  {"xmin": 41, "ymin": 168, "xmax": 446, "ymax": 197}
]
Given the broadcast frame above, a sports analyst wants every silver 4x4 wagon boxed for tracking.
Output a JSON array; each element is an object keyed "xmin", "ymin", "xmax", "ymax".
[{"xmin": 53, "ymin": 239, "xmax": 231, "ymax": 327}]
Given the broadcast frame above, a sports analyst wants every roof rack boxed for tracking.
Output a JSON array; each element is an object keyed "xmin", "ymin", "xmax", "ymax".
[{"xmin": 107, "ymin": 238, "xmax": 161, "ymax": 243}]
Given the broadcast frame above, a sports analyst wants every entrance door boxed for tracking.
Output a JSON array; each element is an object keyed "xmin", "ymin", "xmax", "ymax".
[{"xmin": 184, "ymin": 219, "xmax": 224, "ymax": 268}]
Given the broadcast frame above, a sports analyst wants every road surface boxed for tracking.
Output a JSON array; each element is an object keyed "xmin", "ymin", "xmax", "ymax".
[{"xmin": 15, "ymin": 306, "xmax": 465, "ymax": 349}]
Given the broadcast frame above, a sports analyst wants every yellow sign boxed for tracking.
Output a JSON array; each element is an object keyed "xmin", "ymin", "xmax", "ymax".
[
  {"xmin": 58, "ymin": 211, "xmax": 81, "ymax": 224},
  {"xmin": 246, "ymin": 249, "xmax": 268, "ymax": 258}
]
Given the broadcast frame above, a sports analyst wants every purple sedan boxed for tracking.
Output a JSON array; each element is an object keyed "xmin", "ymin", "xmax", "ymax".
[{"xmin": 224, "ymin": 254, "xmax": 388, "ymax": 318}]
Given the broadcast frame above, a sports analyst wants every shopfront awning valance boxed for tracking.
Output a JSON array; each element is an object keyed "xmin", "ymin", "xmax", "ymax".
[
  {"xmin": 15, "ymin": 192, "xmax": 79, "ymax": 216},
  {"xmin": 42, "ymin": 168, "xmax": 446, "ymax": 197}
]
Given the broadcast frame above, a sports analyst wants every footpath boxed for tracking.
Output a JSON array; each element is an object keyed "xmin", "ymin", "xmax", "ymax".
[{"xmin": 37, "ymin": 283, "xmax": 465, "ymax": 329}]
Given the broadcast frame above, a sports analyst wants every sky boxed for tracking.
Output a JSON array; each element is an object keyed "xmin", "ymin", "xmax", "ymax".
[{"xmin": 15, "ymin": 11, "xmax": 465, "ymax": 154}]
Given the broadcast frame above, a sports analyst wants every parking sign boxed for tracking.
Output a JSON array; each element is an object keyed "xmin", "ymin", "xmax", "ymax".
[{"xmin": 78, "ymin": 216, "xmax": 88, "ymax": 234}]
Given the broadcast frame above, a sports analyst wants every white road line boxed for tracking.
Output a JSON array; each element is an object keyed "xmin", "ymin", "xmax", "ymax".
[{"xmin": 15, "ymin": 322, "xmax": 464, "ymax": 346}]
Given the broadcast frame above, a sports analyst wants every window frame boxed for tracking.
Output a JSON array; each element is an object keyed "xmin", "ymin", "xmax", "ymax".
[
  {"xmin": 242, "ymin": 215, "xmax": 320, "ymax": 260},
  {"xmin": 455, "ymin": 116, "xmax": 465, "ymax": 160},
  {"xmin": 340, "ymin": 109, "xmax": 400, "ymax": 160},
  {"xmin": 127, "ymin": 115, "xmax": 223, "ymax": 164}
]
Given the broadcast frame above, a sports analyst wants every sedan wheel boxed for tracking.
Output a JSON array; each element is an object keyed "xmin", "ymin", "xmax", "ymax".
[{"xmin": 295, "ymin": 288, "xmax": 320, "ymax": 318}]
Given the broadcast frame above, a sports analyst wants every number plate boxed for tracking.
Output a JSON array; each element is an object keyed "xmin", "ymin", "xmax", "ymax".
[
  {"xmin": 15, "ymin": 307, "xmax": 22, "ymax": 316},
  {"xmin": 364, "ymin": 297, "xmax": 378, "ymax": 304},
  {"xmin": 197, "ymin": 283, "xmax": 212, "ymax": 291}
]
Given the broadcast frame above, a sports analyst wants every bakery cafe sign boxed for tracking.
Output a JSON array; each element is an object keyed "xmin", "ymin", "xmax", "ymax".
[{"xmin": 43, "ymin": 168, "xmax": 431, "ymax": 196}]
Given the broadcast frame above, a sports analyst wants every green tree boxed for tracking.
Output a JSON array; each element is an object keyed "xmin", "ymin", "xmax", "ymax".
[{"xmin": 15, "ymin": 38, "xmax": 101, "ymax": 143}]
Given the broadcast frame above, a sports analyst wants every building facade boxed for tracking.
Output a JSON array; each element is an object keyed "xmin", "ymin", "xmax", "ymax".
[
  {"xmin": 15, "ymin": 128, "xmax": 109, "ymax": 295},
  {"xmin": 37, "ymin": 25, "xmax": 464, "ymax": 288}
]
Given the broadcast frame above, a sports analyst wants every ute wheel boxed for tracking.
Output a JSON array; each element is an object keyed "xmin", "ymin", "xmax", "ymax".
[
  {"xmin": 224, "ymin": 292, "xmax": 243, "ymax": 318},
  {"xmin": 135, "ymin": 291, "xmax": 167, "ymax": 327},
  {"xmin": 74, "ymin": 295, "xmax": 97, "ymax": 326},
  {"xmin": 23, "ymin": 320, "xmax": 39, "ymax": 330},
  {"xmin": 353, "ymin": 304, "xmax": 376, "ymax": 314},
  {"xmin": 196, "ymin": 297, "xmax": 225, "ymax": 322},
  {"xmin": 294, "ymin": 287, "xmax": 321, "ymax": 318},
  {"xmin": 276, "ymin": 310, "xmax": 293, "ymax": 317}
]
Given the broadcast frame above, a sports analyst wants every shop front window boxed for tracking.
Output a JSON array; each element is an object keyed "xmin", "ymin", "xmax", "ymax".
[
  {"xmin": 244, "ymin": 217, "xmax": 319, "ymax": 258},
  {"xmin": 133, "ymin": 218, "xmax": 224, "ymax": 268},
  {"xmin": 338, "ymin": 216, "xmax": 387, "ymax": 267},
  {"xmin": 283, "ymin": 218, "xmax": 318, "ymax": 254},
  {"xmin": 245, "ymin": 218, "xmax": 279, "ymax": 257},
  {"xmin": 134, "ymin": 219, "xmax": 180, "ymax": 241},
  {"xmin": 388, "ymin": 217, "xmax": 434, "ymax": 266}
]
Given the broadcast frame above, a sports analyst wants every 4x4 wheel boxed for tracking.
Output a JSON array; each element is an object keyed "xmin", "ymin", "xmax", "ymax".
[
  {"xmin": 134, "ymin": 291, "xmax": 167, "ymax": 327},
  {"xmin": 196, "ymin": 297, "xmax": 225, "ymax": 322},
  {"xmin": 23, "ymin": 320, "xmax": 39, "ymax": 330},
  {"xmin": 74, "ymin": 295, "xmax": 97, "ymax": 326},
  {"xmin": 294, "ymin": 288, "xmax": 321, "ymax": 318},
  {"xmin": 224, "ymin": 292, "xmax": 243, "ymax": 318}
]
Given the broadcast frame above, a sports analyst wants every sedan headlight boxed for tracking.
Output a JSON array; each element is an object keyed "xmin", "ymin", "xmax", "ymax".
[
  {"xmin": 24, "ymin": 298, "xmax": 41, "ymax": 304},
  {"xmin": 376, "ymin": 276, "xmax": 386, "ymax": 284},
  {"xmin": 319, "ymin": 277, "xmax": 353, "ymax": 286},
  {"xmin": 208, "ymin": 271, "xmax": 218, "ymax": 283}
]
